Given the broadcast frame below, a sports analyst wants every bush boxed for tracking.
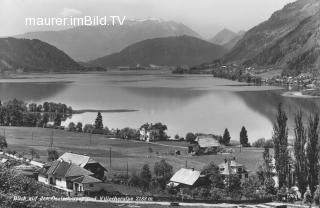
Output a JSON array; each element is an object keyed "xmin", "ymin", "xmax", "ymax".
[
  {"xmin": 210, "ymin": 188, "xmax": 225, "ymax": 201},
  {"xmin": 252, "ymin": 138, "xmax": 274, "ymax": 148}
]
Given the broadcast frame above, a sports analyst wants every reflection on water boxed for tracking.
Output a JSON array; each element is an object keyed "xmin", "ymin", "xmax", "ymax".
[
  {"xmin": 0, "ymin": 72, "xmax": 319, "ymax": 142},
  {"xmin": 0, "ymin": 82, "xmax": 70, "ymax": 101}
]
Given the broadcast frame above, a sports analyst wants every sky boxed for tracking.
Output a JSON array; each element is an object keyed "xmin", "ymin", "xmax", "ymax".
[{"xmin": 0, "ymin": 0, "xmax": 296, "ymax": 38}]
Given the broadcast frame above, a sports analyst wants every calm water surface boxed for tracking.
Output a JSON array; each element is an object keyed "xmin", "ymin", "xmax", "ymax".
[{"xmin": 1, "ymin": 72, "xmax": 320, "ymax": 142}]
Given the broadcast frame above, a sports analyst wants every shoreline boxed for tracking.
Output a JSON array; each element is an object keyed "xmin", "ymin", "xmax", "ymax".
[
  {"xmin": 72, "ymin": 109, "xmax": 138, "ymax": 114},
  {"xmin": 282, "ymin": 91, "xmax": 320, "ymax": 98}
]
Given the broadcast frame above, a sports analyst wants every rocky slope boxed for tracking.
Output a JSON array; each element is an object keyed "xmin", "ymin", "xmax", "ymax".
[{"xmin": 224, "ymin": 0, "xmax": 320, "ymax": 74}]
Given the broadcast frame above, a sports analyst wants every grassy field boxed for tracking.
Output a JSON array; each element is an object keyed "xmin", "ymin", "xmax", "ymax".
[{"xmin": 1, "ymin": 126, "xmax": 265, "ymax": 174}]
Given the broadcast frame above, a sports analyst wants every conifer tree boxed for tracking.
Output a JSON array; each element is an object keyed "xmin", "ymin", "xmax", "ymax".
[{"xmin": 94, "ymin": 112, "xmax": 103, "ymax": 130}]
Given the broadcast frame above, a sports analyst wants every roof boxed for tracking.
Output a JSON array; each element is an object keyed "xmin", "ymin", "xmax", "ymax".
[
  {"xmin": 230, "ymin": 160, "xmax": 243, "ymax": 167},
  {"xmin": 219, "ymin": 159, "xmax": 246, "ymax": 175},
  {"xmin": 169, "ymin": 168, "xmax": 201, "ymax": 186},
  {"xmin": 219, "ymin": 163, "xmax": 236, "ymax": 175},
  {"xmin": 218, "ymin": 159, "xmax": 244, "ymax": 168},
  {"xmin": 195, "ymin": 135, "xmax": 220, "ymax": 148},
  {"xmin": 45, "ymin": 160, "xmax": 93, "ymax": 178},
  {"xmin": 59, "ymin": 152, "xmax": 96, "ymax": 167},
  {"xmin": 0, "ymin": 158, "xmax": 8, "ymax": 163},
  {"xmin": 71, "ymin": 175, "xmax": 102, "ymax": 184},
  {"xmin": 65, "ymin": 163, "xmax": 93, "ymax": 177}
]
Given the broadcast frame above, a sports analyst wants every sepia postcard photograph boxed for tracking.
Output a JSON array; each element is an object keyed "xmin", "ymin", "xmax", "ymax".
[{"xmin": 0, "ymin": 0, "xmax": 320, "ymax": 207}]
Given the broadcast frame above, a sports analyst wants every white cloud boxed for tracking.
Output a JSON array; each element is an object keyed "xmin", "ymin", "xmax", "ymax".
[{"xmin": 59, "ymin": 8, "xmax": 82, "ymax": 17}]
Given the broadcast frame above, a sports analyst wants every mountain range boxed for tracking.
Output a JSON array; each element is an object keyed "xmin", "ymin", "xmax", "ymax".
[
  {"xmin": 15, "ymin": 19, "xmax": 201, "ymax": 61},
  {"xmin": 5, "ymin": 0, "xmax": 320, "ymax": 74},
  {"xmin": 224, "ymin": 0, "xmax": 320, "ymax": 74},
  {"xmin": 0, "ymin": 38, "xmax": 82, "ymax": 72},
  {"xmin": 210, "ymin": 29, "xmax": 238, "ymax": 45},
  {"xmin": 90, "ymin": 35, "xmax": 227, "ymax": 68}
]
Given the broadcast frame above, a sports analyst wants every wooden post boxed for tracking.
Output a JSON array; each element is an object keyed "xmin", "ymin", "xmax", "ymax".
[
  {"xmin": 126, "ymin": 162, "xmax": 129, "ymax": 179},
  {"xmin": 49, "ymin": 131, "xmax": 53, "ymax": 147},
  {"xmin": 32, "ymin": 132, "xmax": 34, "ymax": 144}
]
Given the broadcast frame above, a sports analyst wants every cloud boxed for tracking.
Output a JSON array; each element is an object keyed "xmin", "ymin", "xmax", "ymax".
[{"xmin": 59, "ymin": 8, "xmax": 82, "ymax": 17}]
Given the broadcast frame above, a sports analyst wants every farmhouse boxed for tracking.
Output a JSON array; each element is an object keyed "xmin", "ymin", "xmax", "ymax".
[
  {"xmin": 168, "ymin": 168, "xmax": 207, "ymax": 188},
  {"xmin": 139, "ymin": 126, "xmax": 160, "ymax": 142},
  {"xmin": 59, "ymin": 152, "xmax": 107, "ymax": 180},
  {"xmin": 189, "ymin": 135, "xmax": 221, "ymax": 155},
  {"xmin": 219, "ymin": 157, "xmax": 249, "ymax": 181},
  {"xmin": 37, "ymin": 159, "xmax": 103, "ymax": 196}
]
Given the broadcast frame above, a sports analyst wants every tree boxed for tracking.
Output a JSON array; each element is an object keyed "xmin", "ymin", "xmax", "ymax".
[
  {"xmin": 257, "ymin": 147, "xmax": 276, "ymax": 195},
  {"xmin": 201, "ymin": 162, "xmax": 224, "ymax": 189},
  {"xmin": 94, "ymin": 112, "xmax": 103, "ymax": 130},
  {"xmin": 154, "ymin": 159, "xmax": 173, "ymax": 189},
  {"xmin": 152, "ymin": 123, "xmax": 168, "ymax": 141},
  {"xmin": 227, "ymin": 175, "xmax": 242, "ymax": 199},
  {"xmin": 174, "ymin": 134, "xmax": 180, "ymax": 140},
  {"xmin": 272, "ymin": 103, "xmax": 289, "ymax": 189},
  {"xmin": 240, "ymin": 126, "xmax": 249, "ymax": 147},
  {"xmin": 68, "ymin": 122, "xmax": 76, "ymax": 131},
  {"xmin": 185, "ymin": 132, "xmax": 196, "ymax": 143},
  {"xmin": 119, "ymin": 127, "xmax": 138, "ymax": 140},
  {"xmin": 83, "ymin": 124, "xmax": 94, "ymax": 133},
  {"xmin": 76, "ymin": 122, "xmax": 83, "ymax": 132},
  {"xmin": 29, "ymin": 148, "xmax": 40, "ymax": 160},
  {"xmin": 0, "ymin": 135, "xmax": 8, "ymax": 150},
  {"xmin": 241, "ymin": 175, "xmax": 261, "ymax": 199},
  {"xmin": 47, "ymin": 148, "xmax": 59, "ymax": 161},
  {"xmin": 307, "ymin": 113, "xmax": 319, "ymax": 195},
  {"xmin": 293, "ymin": 110, "xmax": 308, "ymax": 195},
  {"xmin": 54, "ymin": 113, "xmax": 62, "ymax": 126},
  {"xmin": 140, "ymin": 164, "xmax": 152, "ymax": 190},
  {"xmin": 222, "ymin": 128, "xmax": 231, "ymax": 145}
]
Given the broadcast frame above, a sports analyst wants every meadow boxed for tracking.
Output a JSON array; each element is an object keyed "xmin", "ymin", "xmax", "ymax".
[{"xmin": 1, "ymin": 126, "xmax": 265, "ymax": 175}]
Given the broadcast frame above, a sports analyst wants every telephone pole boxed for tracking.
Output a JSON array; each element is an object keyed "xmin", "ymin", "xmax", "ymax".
[
  {"xmin": 109, "ymin": 147, "xmax": 112, "ymax": 170},
  {"xmin": 49, "ymin": 131, "xmax": 53, "ymax": 148}
]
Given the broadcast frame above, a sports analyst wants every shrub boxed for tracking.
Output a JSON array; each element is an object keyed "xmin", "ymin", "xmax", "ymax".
[{"xmin": 210, "ymin": 188, "xmax": 225, "ymax": 201}]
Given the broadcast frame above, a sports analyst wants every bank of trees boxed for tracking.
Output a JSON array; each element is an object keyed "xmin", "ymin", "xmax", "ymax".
[
  {"xmin": 127, "ymin": 159, "xmax": 173, "ymax": 193},
  {"xmin": 272, "ymin": 103, "xmax": 320, "ymax": 201},
  {"xmin": 0, "ymin": 99, "xmax": 72, "ymax": 128},
  {"xmin": 212, "ymin": 68, "xmax": 263, "ymax": 85}
]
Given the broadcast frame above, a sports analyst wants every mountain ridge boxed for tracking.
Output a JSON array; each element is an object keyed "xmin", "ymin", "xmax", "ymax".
[
  {"xmin": 224, "ymin": 0, "xmax": 320, "ymax": 73},
  {"xmin": 0, "ymin": 37, "xmax": 83, "ymax": 72},
  {"xmin": 15, "ymin": 19, "xmax": 201, "ymax": 61},
  {"xmin": 89, "ymin": 35, "xmax": 227, "ymax": 68}
]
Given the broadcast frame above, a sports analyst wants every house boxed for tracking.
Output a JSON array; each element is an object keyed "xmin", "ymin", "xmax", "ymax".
[
  {"xmin": 58, "ymin": 152, "xmax": 107, "ymax": 180},
  {"xmin": 189, "ymin": 135, "xmax": 221, "ymax": 155},
  {"xmin": 139, "ymin": 126, "xmax": 160, "ymax": 142},
  {"xmin": 218, "ymin": 157, "xmax": 249, "ymax": 182},
  {"xmin": 167, "ymin": 168, "xmax": 207, "ymax": 188},
  {"xmin": 37, "ymin": 159, "xmax": 103, "ymax": 196}
]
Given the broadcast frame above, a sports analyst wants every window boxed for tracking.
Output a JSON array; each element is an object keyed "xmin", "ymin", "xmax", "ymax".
[{"xmin": 89, "ymin": 184, "xmax": 94, "ymax": 187}]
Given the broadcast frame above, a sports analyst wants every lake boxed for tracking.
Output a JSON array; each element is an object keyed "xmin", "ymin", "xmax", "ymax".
[{"xmin": 1, "ymin": 71, "xmax": 320, "ymax": 143}]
